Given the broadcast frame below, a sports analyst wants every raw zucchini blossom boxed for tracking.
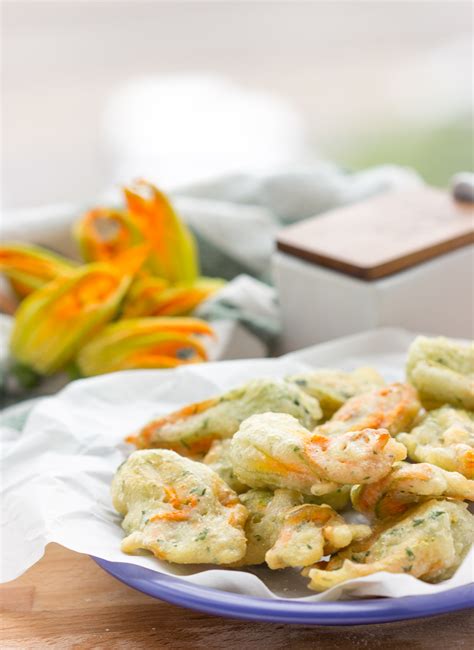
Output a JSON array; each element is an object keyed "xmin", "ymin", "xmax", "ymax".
[
  {"xmin": 121, "ymin": 274, "xmax": 170, "ymax": 318},
  {"xmin": 10, "ymin": 263, "xmax": 131, "ymax": 374},
  {"xmin": 76, "ymin": 317, "xmax": 214, "ymax": 376},
  {"xmin": 122, "ymin": 275, "xmax": 224, "ymax": 318},
  {"xmin": 0, "ymin": 243, "xmax": 76, "ymax": 297},
  {"xmin": 74, "ymin": 208, "xmax": 144, "ymax": 263},
  {"xmin": 123, "ymin": 181, "xmax": 198, "ymax": 284}
]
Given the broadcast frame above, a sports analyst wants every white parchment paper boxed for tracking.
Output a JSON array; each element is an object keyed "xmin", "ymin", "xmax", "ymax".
[{"xmin": 1, "ymin": 328, "xmax": 473, "ymax": 600}]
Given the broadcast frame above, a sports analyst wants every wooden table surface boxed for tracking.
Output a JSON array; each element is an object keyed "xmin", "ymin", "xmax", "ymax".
[{"xmin": 0, "ymin": 544, "xmax": 472, "ymax": 649}]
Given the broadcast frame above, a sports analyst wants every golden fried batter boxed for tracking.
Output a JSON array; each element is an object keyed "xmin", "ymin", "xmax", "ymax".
[
  {"xmin": 230, "ymin": 412, "xmax": 407, "ymax": 496},
  {"xmin": 112, "ymin": 338, "xmax": 474, "ymax": 583},
  {"xmin": 203, "ymin": 439, "xmax": 248, "ymax": 494},
  {"xmin": 351, "ymin": 461, "xmax": 474, "ymax": 519},
  {"xmin": 112, "ymin": 449, "xmax": 247, "ymax": 564},
  {"xmin": 316, "ymin": 383, "xmax": 421, "ymax": 437},
  {"xmin": 406, "ymin": 336, "xmax": 474, "ymax": 410},
  {"xmin": 127, "ymin": 379, "xmax": 322, "ymax": 456},
  {"xmin": 288, "ymin": 367, "xmax": 385, "ymax": 419},
  {"xmin": 233, "ymin": 488, "xmax": 303, "ymax": 566},
  {"xmin": 304, "ymin": 499, "xmax": 474, "ymax": 591},
  {"xmin": 266, "ymin": 504, "xmax": 370, "ymax": 569},
  {"xmin": 306, "ymin": 485, "xmax": 352, "ymax": 511},
  {"xmin": 397, "ymin": 406, "xmax": 474, "ymax": 479}
]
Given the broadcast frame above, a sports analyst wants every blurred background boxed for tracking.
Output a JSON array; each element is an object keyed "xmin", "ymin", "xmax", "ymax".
[{"xmin": 2, "ymin": 0, "xmax": 473, "ymax": 210}]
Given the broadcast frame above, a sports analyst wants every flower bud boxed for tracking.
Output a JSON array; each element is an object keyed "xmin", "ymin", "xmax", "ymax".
[
  {"xmin": 74, "ymin": 208, "xmax": 143, "ymax": 263},
  {"xmin": 124, "ymin": 181, "xmax": 198, "ymax": 283}
]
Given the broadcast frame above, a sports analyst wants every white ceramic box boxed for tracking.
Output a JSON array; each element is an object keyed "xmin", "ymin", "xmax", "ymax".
[{"xmin": 273, "ymin": 245, "xmax": 474, "ymax": 353}]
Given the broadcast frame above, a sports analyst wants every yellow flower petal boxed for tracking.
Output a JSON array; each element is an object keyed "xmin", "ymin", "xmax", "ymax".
[
  {"xmin": 0, "ymin": 243, "xmax": 76, "ymax": 297},
  {"xmin": 10, "ymin": 263, "xmax": 130, "ymax": 374},
  {"xmin": 76, "ymin": 317, "xmax": 214, "ymax": 376}
]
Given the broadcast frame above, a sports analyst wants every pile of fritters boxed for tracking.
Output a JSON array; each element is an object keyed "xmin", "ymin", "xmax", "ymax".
[{"xmin": 112, "ymin": 336, "xmax": 474, "ymax": 592}]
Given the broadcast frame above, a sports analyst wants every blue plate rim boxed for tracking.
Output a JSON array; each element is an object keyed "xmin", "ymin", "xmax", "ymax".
[{"xmin": 92, "ymin": 557, "xmax": 474, "ymax": 625}]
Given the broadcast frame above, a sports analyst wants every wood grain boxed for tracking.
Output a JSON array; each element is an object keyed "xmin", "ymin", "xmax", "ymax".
[
  {"xmin": 276, "ymin": 188, "xmax": 474, "ymax": 280},
  {"xmin": 0, "ymin": 544, "xmax": 472, "ymax": 649}
]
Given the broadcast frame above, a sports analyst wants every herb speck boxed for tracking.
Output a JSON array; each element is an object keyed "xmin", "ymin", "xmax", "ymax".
[{"xmin": 195, "ymin": 528, "xmax": 209, "ymax": 542}]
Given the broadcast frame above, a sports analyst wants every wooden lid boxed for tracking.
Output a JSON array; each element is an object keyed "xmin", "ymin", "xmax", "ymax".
[{"xmin": 276, "ymin": 187, "xmax": 474, "ymax": 280}]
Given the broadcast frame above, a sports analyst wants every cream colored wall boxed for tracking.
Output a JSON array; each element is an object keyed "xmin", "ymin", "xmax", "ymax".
[{"xmin": 2, "ymin": 1, "xmax": 472, "ymax": 209}]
